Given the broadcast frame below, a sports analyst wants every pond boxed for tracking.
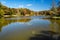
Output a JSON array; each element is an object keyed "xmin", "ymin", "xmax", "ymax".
[{"xmin": 0, "ymin": 16, "xmax": 60, "ymax": 40}]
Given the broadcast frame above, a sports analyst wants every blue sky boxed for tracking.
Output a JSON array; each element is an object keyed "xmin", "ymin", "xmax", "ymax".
[{"xmin": 0, "ymin": 0, "xmax": 59, "ymax": 11}]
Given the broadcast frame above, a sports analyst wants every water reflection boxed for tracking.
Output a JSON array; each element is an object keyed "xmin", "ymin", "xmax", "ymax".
[
  {"xmin": 50, "ymin": 19, "xmax": 60, "ymax": 33},
  {"xmin": 0, "ymin": 18, "xmax": 31, "ymax": 32},
  {"xmin": 0, "ymin": 17, "xmax": 60, "ymax": 40}
]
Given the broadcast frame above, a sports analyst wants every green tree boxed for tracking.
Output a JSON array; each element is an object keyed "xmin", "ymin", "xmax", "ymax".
[{"xmin": 0, "ymin": 9, "xmax": 5, "ymax": 17}]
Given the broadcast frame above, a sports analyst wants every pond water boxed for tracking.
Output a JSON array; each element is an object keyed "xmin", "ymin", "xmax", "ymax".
[{"xmin": 0, "ymin": 16, "xmax": 60, "ymax": 40}]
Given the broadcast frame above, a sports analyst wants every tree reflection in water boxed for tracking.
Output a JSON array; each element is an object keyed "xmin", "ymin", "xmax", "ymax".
[
  {"xmin": 0, "ymin": 17, "xmax": 60, "ymax": 40},
  {"xmin": 50, "ymin": 19, "xmax": 60, "ymax": 33},
  {"xmin": 29, "ymin": 19, "xmax": 60, "ymax": 40},
  {"xmin": 29, "ymin": 30, "xmax": 60, "ymax": 40},
  {"xmin": 0, "ymin": 18, "xmax": 31, "ymax": 32}
]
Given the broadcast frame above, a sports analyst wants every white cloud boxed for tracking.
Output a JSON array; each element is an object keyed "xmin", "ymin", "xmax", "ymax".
[
  {"xmin": 26, "ymin": 4, "xmax": 32, "ymax": 6},
  {"xmin": 18, "ymin": 5, "xmax": 24, "ymax": 8}
]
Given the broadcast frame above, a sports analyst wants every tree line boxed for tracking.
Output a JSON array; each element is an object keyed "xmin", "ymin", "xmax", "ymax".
[{"xmin": 0, "ymin": 1, "xmax": 60, "ymax": 17}]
